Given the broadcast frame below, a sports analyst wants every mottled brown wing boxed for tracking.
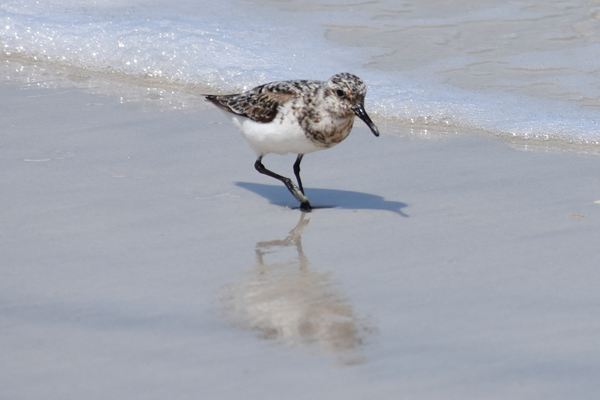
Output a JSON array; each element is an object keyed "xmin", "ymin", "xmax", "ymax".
[{"xmin": 205, "ymin": 85, "xmax": 298, "ymax": 123}]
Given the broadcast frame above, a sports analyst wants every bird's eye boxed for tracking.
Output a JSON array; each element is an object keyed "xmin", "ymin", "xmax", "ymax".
[{"xmin": 336, "ymin": 89, "xmax": 345, "ymax": 98}]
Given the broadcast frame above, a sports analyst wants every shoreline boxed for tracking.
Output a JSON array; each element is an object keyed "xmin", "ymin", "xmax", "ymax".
[{"xmin": 3, "ymin": 54, "xmax": 600, "ymax": 155}]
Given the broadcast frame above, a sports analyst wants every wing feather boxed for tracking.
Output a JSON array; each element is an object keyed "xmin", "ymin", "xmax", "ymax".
[{"xmin": 205, "ymin": 80, "xmax": 322, "ymax": 123}]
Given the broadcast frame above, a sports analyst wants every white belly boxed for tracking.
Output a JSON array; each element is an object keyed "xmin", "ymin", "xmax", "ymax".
[
  {"xmin": 224, "ymin": 104, "xmax": 327, "ymax": 156},
  {"xmin": 233, "ymin": 117, "xmax": 323, "ymax": 156}
]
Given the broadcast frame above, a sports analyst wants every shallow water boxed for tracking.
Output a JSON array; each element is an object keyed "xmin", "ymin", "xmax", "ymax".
[{"xmin": 2, "ymin": 0, "xmax": 600, "ymax": 146}]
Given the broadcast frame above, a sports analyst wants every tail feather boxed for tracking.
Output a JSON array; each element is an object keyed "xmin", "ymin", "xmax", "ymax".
[{"xmin": 205, "ymin": 94, "xmax": 239, "ymax": 115}]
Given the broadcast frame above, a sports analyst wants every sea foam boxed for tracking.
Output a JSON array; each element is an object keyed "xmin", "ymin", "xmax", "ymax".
[{"xmin": 2, "ymin": 0, "xmax": 600, "ymax": 146}]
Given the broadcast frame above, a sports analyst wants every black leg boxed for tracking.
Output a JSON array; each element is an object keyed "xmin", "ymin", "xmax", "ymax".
[
  {"xmin": 255, "ymin": 157, "xmax": 312, "ymax": 211},
  {"xmin": 293, "ymin": 154, "xmax": 305, "ymax": 194}
]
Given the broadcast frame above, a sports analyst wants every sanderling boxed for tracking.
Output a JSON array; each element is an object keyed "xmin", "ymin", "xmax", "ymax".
[{"xmin": 206, "ymin": 72, "xmax": 379, "ymax": 212}]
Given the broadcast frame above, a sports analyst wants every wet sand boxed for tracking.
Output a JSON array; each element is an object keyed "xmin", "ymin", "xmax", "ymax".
[{"xmin": 2, "ymin": 80, "xmax": 600, "ymax": 399}]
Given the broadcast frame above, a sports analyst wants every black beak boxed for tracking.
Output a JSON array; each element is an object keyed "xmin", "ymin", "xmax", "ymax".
[{"xmin": 354, "ymin": 104, "xmax": 379, "ymax": 137}]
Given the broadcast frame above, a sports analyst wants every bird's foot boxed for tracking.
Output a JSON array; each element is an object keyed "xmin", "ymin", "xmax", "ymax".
[{"xmin": 300, "ymin": 201, "xmax": 312, "ymax": 212}]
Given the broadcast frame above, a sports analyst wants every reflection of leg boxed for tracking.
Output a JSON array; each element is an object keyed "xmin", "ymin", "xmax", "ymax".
[
  {"xmin": 255, "ymin": 211, "xmax": 310, "ymax": 268},
  {"xmin": 292, "ymin": 212, "xmax": 310, "ymax": 268},
  {"xmin": 293, "ymin": 154, "xmax": 305, "ymax": 194},
  {"xmin": 255, "ymin": 156, "xmax": 312, "ymax": 211}
]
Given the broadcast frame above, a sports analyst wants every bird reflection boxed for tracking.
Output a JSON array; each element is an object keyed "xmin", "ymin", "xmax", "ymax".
[{"xmin": 224, "ymin": 213, "xmax": 374, "ymax": 364}]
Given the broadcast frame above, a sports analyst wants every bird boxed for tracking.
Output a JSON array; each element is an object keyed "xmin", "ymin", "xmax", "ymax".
[{"xmin": 205, "ymin": 72, "xmax": 379, "ymax": 212}]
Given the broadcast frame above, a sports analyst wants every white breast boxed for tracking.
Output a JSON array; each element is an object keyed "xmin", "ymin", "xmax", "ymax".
[{"xmin": 228, "ymin": 102, "xmax": 329, "ymax": 157}]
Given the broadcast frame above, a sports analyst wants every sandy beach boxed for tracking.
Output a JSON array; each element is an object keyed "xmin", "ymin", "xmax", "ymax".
[{"xmin": 2, "ymin": 78, "xmax": 600, "ymax": 399}]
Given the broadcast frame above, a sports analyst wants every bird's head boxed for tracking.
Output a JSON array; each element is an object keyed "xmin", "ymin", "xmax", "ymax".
[{"xmin": 324, "ymin": 73, "xmax": 379, "ymax": 137}]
